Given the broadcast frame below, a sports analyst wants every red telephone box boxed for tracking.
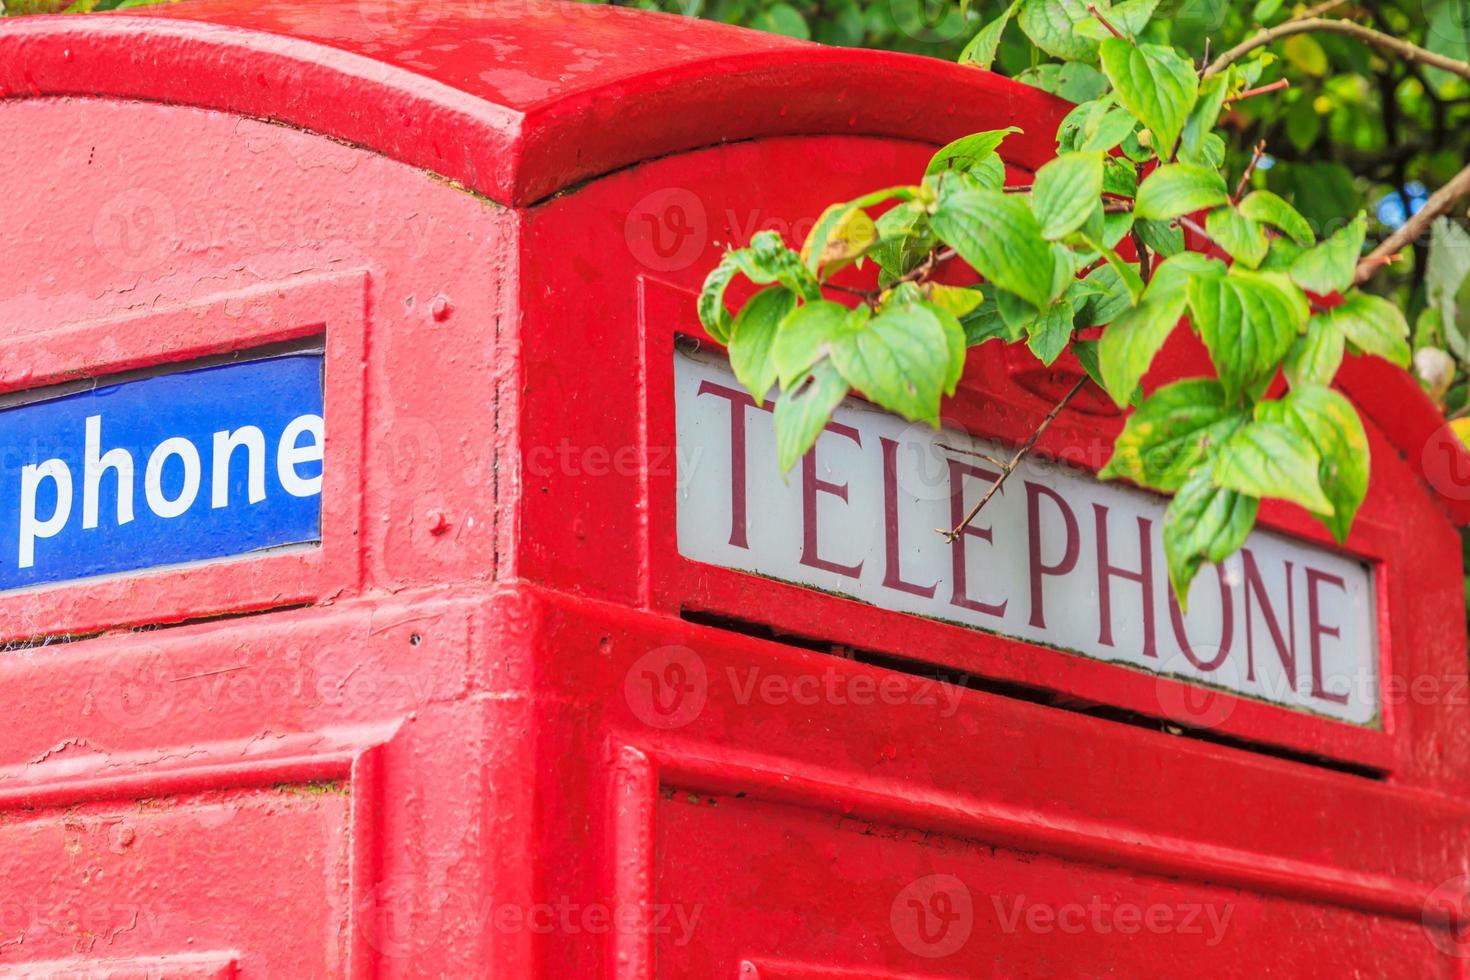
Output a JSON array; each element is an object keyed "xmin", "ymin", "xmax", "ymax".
[{"xmin": 2, "ymin": 1, "xmax": 1469, "ymax": 976}]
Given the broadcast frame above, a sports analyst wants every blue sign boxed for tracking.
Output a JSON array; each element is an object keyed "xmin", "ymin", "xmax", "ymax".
[{"xmin": 1, "ymin": 353, "xmax": 324, "ymax": 592}]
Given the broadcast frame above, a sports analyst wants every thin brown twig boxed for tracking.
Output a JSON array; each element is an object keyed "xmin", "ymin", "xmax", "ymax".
[
  {"xmin": 1087, "ymin": 3, "xmax": 1128, "ymax": 42},
  {"xmin": 1205, "ymin": 19, "xmax": 1470, "ymax": 82},
  {"xmin": 1227, "ymin": 79, "xmax": 1291, "ymax": 104},
  {"xmin": 1233, "ymin": 140, "xmax": 1269, "ymax": 202},
  {"xmin": 1355, "ymin": 160, "xmax": 1470, "ymax": 285},
  {"xmin": 940, "ymin": 376, "xmax": 1089, "ymax": 542},
  {"xmin": 1133, "ymin": 163, "xmax": 1153, "ymax": 284}
]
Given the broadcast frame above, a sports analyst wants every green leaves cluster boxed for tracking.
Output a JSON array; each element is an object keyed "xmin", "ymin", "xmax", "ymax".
[{"xmin": 701, "ymin": 0, "xmax": 1416, "ymax": 604}]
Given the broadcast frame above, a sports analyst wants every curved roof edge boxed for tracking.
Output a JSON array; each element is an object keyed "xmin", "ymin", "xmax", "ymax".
[{"xmin": 0, "ymin": 0, "xmax": 1069, "ymax": 207}]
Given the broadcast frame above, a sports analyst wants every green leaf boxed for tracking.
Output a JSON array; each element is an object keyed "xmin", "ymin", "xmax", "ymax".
[
  {"xmin": 1316, "ymin": 290, "xmax": 1411, "ymax": 367},
  {"xmin": 1018, "ymin": 0, "xmax": 1105, "ymax": 61},
  {"xmin": 1252, "ymin": 0, "xmax": 1285, "ymax": 21},
  {"xmin": 928, "ymin": 284, "xmax": 984, "ymax": 319},
  {"xmin": 925, "ymin": 128, "xmax": 1022, "ymax": 178},
  {"xmin": 960, "ymin": 0, "xmax": 1020, "ymax": 69},
  {"xmin": 801, "ymin": 187, "xmax": 913, "ymax": 277},
  {"xmin": 1283, "ymin": 312, "xmax": 1345, "ymax": 387},
  {"xmin": 1085, "ymin": 236, "xmax": 1145, "ymax": 303},
  {"xmin": 1258, "ymin": 385, "xmax": 1369, "ymax": 542},
  {"xmin": 1134, "ymin": 164, "xmax": 1230, "ymax": 221},
  {"xmin": 1097, "ymin": 291, "xmax": 1188, "ymax": 406},
  {"xmin": 997, "ymin": 288, "xmax": 1039, "ymax": 334},
  {"xmin": 930, "ymin": 189, "xmax": 1062, "ymax": 310},
  {"xmin": 1212, "ymin": 420, "xmax": 1333, "ymax": 515},
  {"xmin": 801, "ymin": 203, "xmax": 878, "ymax": 277},
  {"xmin": 1074, "ymin": 263, "xmax": 1137, "ymax": 328},
  {"xmin": 728, "ymin": 288, "xmax": 796, "ymax": 402},
  {"xmin": 1076, "ymin": 0, "xmax": 1160, "ymax": 39},
  {"xmin": 1073, "ymin": 338, "xmax": 1105, "ymax": 390},
  {"xmin": 1164, "ymin": 468, "xmax": 1260, "ymax": 606},
  {"xmin": 1205, "ymin": 205, "xmax": 1269, "ymax": 269},
  {"xmin": 699, "ymin": 252, "xmax": 743, "ymax": 344},
  {"xmin": 749, "ymin": 2, "xmax": 809, "ymax": 38},
  {"xmin": 1100, "ymin": 379, "xmax": 1248, "ymax": 492},
  {"xmin": 1032, "ymin": 151, "xmax": 1105, "ymax": 240},
  {"xmin": 1151, "ymin": 252, "xmax": 1227, "ymax": 294},
  {"xmin": 1099, "ymin": 39, "xmax": 1199, "ymax": 155},
  {"xmin": 728, "ymin": 231, "xmax": 822, "ymax": 300},
  {"xmin": 931, "ymin": 301, "xmax": 969, "ymax": 396},
  {"xmin": 960, "ymin": 294, "xmax": 1019, "ymax": 346},
  {"xmin": 1237, "ymin": 190, "xmax": 1315, "ymax": 246},
  {"xmin": 1427, "ymin": 218, "xmax": 1470, "ymax": 361},
  {"xmin": 1290, "ymin": 213, "xmax": 1366, "ymax": 296},
  {"xmin": 1027, "ymin": 300, "xmax": 1075, "ymax": 365},
  {"xmin": 1104, "ymin": 210, "xmax": 1135, "ymax": 250},
  {"xmin": 1081, "ymin": 107, "xmax": 1139, "ymax": 153},
  {"xmin": 1187, "ymin": 268, "xmax": 1310, "ymax": 400},
  {"xmin": 1179, "ymin": 70, "xmax": 1230, "ymax": 165},
  {"xmin": 829, "ymin": 302, "xmax": 951, "ymax": 423},
  {"xmin": 772, "ymin": 300, "xmax": 856, "ymax": 387},
  {"xmin": 774, "ymin": 362, "xmax": 850, "ymax": 473},
  {"xmin": 870, "ymin": 201, "xmax": 933, "ymax": 278},
  {"xmin": 1103, "ymin": 157, "xmax": 1139, "ymax": 198},
  {"xmin": 1135, "ymin": 218, "xmax": 1185, "ymax": 257}
]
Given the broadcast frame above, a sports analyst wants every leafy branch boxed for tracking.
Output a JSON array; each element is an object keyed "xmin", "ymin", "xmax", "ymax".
[{"xmin": 698, "ymin": 0, "xmax": 1426, "ymax": 604}]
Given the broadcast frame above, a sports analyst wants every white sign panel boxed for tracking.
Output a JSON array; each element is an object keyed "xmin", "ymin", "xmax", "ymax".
[{"xmin": 674, "ymin": 348, "xmax": 1379, "ymax": 726}]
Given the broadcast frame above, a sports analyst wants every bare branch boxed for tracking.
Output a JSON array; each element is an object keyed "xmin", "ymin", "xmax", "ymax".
[
  {"xmin": 1204, "ymin": 19, "xmax": 1470, "ymax": 83},
  {"xmin": 940, "ymin": 376, "xmax": 1089, "ymax": 542},
  {"xmin": 1355, "ymin": 160, "xmax": 1470, "ymax": 285},
  {"xmin": 1233, "ymin": 140, "xmax": 1269, "ymax": 202},
  {"xmin": 1227, "ymin": 78, "xmax": 1291, "ymax": 104},
  {"xmin": 1086, "ymin": 3, "xmax": 1128, "ymax": 42}
]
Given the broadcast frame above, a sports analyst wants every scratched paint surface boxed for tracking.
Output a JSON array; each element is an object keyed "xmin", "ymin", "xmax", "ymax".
[{"xmin": 0, "ymin": 787, "xmax": 351, "ymax": 974}]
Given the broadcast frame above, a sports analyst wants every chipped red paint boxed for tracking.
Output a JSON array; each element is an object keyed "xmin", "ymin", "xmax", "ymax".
[{"xmin": 1, "ymin": 0, "xmax": 1469, "ymax": 976}]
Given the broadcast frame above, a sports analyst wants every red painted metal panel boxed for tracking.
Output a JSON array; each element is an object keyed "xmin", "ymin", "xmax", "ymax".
[{"xmin": 1, "ymin": 1, "xmax": 1468, "ymax": 977}]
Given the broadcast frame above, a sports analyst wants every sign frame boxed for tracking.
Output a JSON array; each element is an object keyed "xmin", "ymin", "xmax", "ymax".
[
  {"xmin": 0, "ymin": 270, "xmax": 367, "ymax": 644},
  {"xmin": 638, "ymin": 276, "xmax": 1400, "ymax": 773}
]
